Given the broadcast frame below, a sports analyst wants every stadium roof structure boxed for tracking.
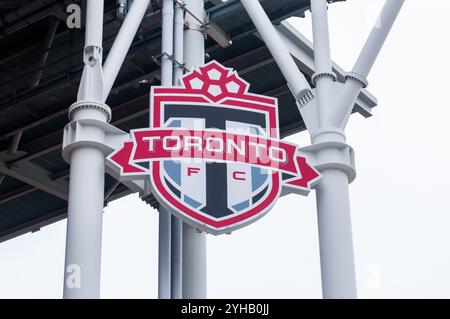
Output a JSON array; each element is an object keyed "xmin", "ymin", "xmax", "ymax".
[{"xmin": 0, "ymin": 0, "xmax": 376, "ymax": 243}]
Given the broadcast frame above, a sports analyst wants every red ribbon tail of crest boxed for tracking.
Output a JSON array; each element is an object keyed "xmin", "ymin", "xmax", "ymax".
[
  {"xmin": 285, "ymin": 156, "xmax": 321, "ymax": 189},
  {"xmin": 109, "ymin": 141, "xmax": 146, "ymax": 174}
]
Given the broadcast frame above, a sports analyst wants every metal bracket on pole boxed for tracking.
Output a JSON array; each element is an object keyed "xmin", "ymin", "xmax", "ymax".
[
  {"xmin": 62, "ymin": 119, "xmax": 128, "ymax": 163},
  {"xmin": 62, "ymin": 118, "xmax": 145, "ymax": 192},
  {"xmin": 175, "ymin": 0, "xmax": 205, "ymax": 30},
  {"xmin": 300, "ymin": 141, "xmax": 356, "ymax": 185},
  {"xmin": 204, "ymin": 12, "xmax": 232, "ymax": 48},
  {"xmin": 152, "ymin": 52, "xmax": 188, "ymax": 73}
]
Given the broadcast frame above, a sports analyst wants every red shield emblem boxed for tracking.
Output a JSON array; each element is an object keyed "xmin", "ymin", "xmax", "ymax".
[{"xmin": 108, "ymin": 61, "xmax": 320, "ymax": 235}]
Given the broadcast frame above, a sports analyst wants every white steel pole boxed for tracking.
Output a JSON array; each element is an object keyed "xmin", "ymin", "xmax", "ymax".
[
  {"xmin": 173, "ymin": 3, "xmax": 184, "ymax": 86},
  {"xmin": 182, "ymin": 0, "xmax": 207, "ymax": 299},
  {"xmin": 84, "ymin": 1, "xmax": 103, "ymax": 48},
  {"xmin": 170, "ymin": 1, "xmax": 184, "ymax": 300},
  {"xmin": 240, "ymin": 0, "xmax": 312, "ymax": 103},
  {"xmin": 161, "ymin": 0, "xmax": 174, "ymax": 87},
  {"xmin": 158, "ymin": 0, "xmax": 174, "ymax": 299},
  {"xmin": 314, "ymin": 161, "xmax": 357, "ymax": 299},
  {"xmin": 310, "ymin": 0, "xmax": 404, "ymax": 299},
  {"xmin": 158, "ymin": 204, "xmax": 172, "ymax": 299},
  {"xmin": 309, "ymin": 0, "xmax": 357, "ymax": 299},
  {"xmin": 171, "ymin": 217, "xmax": 183, "ymax": 298},
  {"xmin": 330, "ymin": 0, "xmax": 405, "ymax": 128},
  {"xmin": 311, "ymin": 131, "xmax": 358, "ymax": 299},
  {"xmin": 102, "ymin": 0, "xmax": 151, "ymax": 101},
  {"xmin": 63, "ymin": 0, "xmax": 107, "ymax": 299},
  {"xmin": 310, "ymin": 0, "xmax": 335, "ymax": 127},
  {"xmin": 240, "ymin": 0, "xmax": 404, "ymax": 300}
]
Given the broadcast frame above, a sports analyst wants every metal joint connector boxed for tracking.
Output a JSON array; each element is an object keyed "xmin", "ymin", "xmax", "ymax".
[
  {"xmin": 300, "ymin": 138, "xmax": 356, "ymax": 184},
  {"xmin": 345, "ymin": 71, "xmax": 369, "ymax": 88},
  {"xmin": 179, "ymin": 0, "xmax": 207, "ymax": 36},
  {"xmin": 83, "ymin": 45, "xmax": 102, "ymax": 66},
  {"xmin": 152, "ymin": 52, "xmax": 189, "ymax": 72},
  {"xmin": 311, "ymin": 72, "xmax": 337, "ymax": 86},
  {"xmin": 184, "ymin": 21, "xmax": 207, "ymax": 37},
  {"xmin": 116, "ymin": 0, "xmax": 128, "ymax": 17},
  {"xmin": 296, "ymin": 89, "xmax": 315, "ymax": 108},
  {"xmin": 173, "ymin": 0, "xmax": 185, "ymax": 7},
  {"xmin": 68, "ymin": 101, "xmax": 112, "ymax": 123},
  {"xmin": 177, "ymin": 0, "xmax": 205, "ymax": 27},
  {"xmin": 62, "ymin": 118, "xmax": 129, "ymax": 164}
]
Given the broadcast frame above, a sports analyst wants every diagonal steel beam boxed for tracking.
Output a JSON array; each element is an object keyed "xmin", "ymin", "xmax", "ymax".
[
  {"xmin": 0, "ymin": 184, "xmax": 34, "ymax": 205},
  {"xmin": 0, "ymin": 207, "xmax": 67, "ymax": 244},
  {"xmin": 0, "ymin": 161, "xmax": 68, "ymax": 200},
  {"xmin": 0, "ymin": 182, "xmax": 133, "ymax": 243}
]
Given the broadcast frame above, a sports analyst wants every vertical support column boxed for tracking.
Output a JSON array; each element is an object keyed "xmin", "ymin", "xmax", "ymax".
[
  {"xmin": 170, "ymin": 1, "xmax": 185, "ymax": 300},
  {"xmin": 63, "ymin": 0, "xmax": 108, "ymax": 299},
  {"xmin": 173, "ymin": 3, "xmax": 184, "ymax": 86},
  {"xmin": 310, "ymin": 0, "xmax": 335, "ymax": 126},
  {"xmin": 161, "ymin": 0, "xmax": 174, "ymax": 87},
  {"xmin": 310, "ymin": 0, "xmax": 356, "ymax": 299},
  {"xmin": 171, "ymin": 216, "xmax": 183, "ymax": 299},
  {"xmin": 158, "ymin": 0, "xmax": 174, "ymax": 299},
  {"xmin": 182, "ymin": 0, "xmax": 207, "ymax": 299},
  {"xmin": 241, "ymin": 0, "xmax": 405, "ymax": 300},
  {"xmin": 158, "ymin": 204, "xmax": 172, "ymax": 299},
  {"xmin": 315, "ymin": 166, "xmax": 357, "ymax": 299},
  {"xmin": 311, "ymin": 132, "xmax": 357, "ymax": 299}
]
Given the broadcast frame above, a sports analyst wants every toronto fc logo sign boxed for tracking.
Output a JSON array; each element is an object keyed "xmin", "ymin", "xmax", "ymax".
[{"xmin": 107, "ymin": 61, "xmax": 320, "ymax": 235}]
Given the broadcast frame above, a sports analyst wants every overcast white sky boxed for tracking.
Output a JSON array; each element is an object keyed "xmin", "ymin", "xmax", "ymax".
[{"xmin": 1, "ymin": 0, "xmax": 450, "ymax": 299}]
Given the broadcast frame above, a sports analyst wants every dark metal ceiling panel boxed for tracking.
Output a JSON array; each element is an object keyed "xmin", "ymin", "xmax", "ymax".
[{"xmin": 0, "ymin": 189, "xmax": 66, "ymax": 233}]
